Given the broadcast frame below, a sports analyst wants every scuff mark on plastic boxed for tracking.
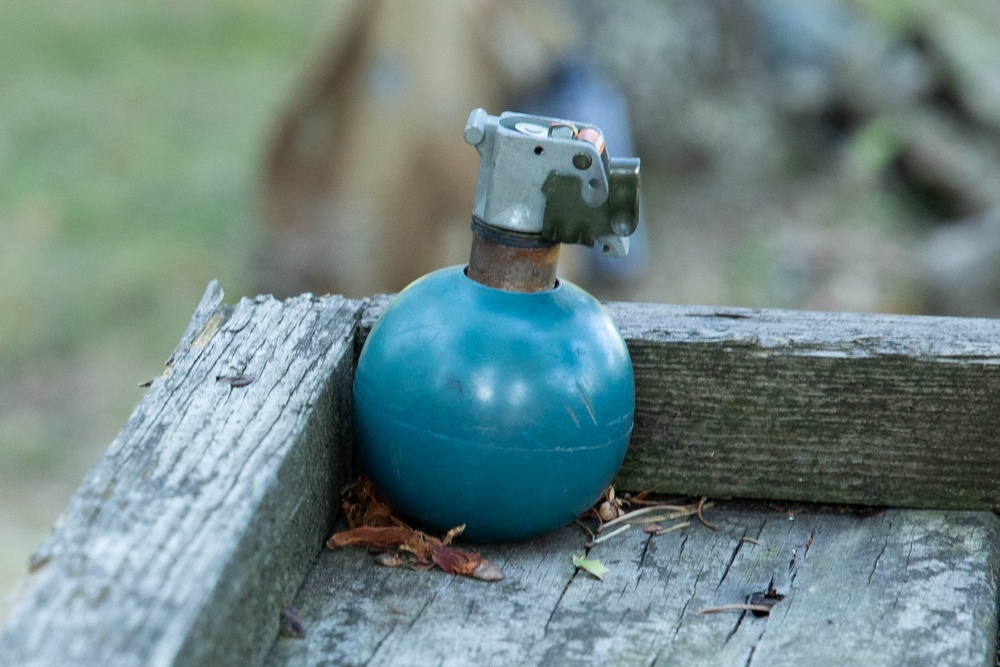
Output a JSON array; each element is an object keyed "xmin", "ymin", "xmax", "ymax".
[
  {"xmin": 577, "ymin": 381, "xmax": 598, "ymax": 425},
  {"xmin": 564, "ymin": 403, "xmax": 581, "ymax": 429}
]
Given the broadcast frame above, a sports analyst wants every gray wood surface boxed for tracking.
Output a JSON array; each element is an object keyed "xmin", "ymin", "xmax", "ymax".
[
  {"xmin": 0, "ymin": 283, "xmax": 362, "ymax": 667},
  {"xmin": 361, "ymin": 296, "xmax": 1000, "ymax": 509},
  {"xmin": 4, "ymin": 289, "xmax": 999, "ymax": 666},
  {"xmin": 266, "ymin": 505, "xmax": 1000, "ymax": 667}
]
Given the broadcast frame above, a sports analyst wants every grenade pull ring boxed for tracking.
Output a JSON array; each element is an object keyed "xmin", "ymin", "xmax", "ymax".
[{"xmin": 463, "ymin": 108, "xmax": 640, "ymax": 292}]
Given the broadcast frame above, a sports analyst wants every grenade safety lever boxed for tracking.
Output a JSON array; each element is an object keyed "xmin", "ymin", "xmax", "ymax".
[{"xmin": 464, "ymin": 108, "xmax": 640, "ymax": 257}]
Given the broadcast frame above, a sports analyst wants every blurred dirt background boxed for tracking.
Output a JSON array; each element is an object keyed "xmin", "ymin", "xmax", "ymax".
[{"xmin": 2, "ymin": 0, "xmax": 999, "ymax": 599}]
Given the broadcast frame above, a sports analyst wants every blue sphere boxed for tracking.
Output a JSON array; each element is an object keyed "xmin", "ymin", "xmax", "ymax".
[{"xmin": 353, "ymin": 266, "xmax": 634, "ymax": 541}]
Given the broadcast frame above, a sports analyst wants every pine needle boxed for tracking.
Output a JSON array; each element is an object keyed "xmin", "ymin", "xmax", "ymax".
[{"xmin": 696, "ymin": 497, "xmax": 718, "ymax": 530}]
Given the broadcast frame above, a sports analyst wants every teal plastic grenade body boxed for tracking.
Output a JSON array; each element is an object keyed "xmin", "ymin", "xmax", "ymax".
[
  {"xmin": 352, "ymin": 109, "xmax": 641, "ymax": 541},
  {"xmin": 353, "ymin": 267, "xmax": 633, "ymax": 541}
]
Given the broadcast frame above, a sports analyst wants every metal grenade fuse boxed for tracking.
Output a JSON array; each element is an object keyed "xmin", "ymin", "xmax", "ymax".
[{"xmin": 352, "ymin": 108, "xmax": 640, "ymax": 541}]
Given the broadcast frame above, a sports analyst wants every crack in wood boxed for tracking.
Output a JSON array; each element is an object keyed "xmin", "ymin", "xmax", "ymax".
[
  {"xmin": 723, "ymin": 608, "xmax": 751, "ymax": 645},
  {"xmin": 676, "ymin": 530, "xmax": 690, "ymax": 561},
  {"xmin": 363, "ymin": 626, "xmax": 397, "ymax": 667},
  {"xmin": 543, "ymin": 569, "xmax": 579, "ymax": 636},
  {"xmin": 787, "ymin": 528, "xmax": 817, "ymax": 590},
  {"xmin": 866, "ymin": 515, "xmax": 897, "ymax": 588},
  {"xmin": 716, "ymin": 539, "xmax": 745, "ymax": 592},
  {"xmin": 611, "ymin": 608, "xmax": 631, "ymax": 634},
  {"xmin": 12, "ymin": 290, "xmax": 1000, "ymax": 666},
  {"xmin": 868, "ymin": 540, "xmax": 890, "ymax": 587},
  {"xmin": 670, "ymin": 565, "xmax": 705, "ymax": 643},
  {"xmin": 265, "ymin": 507, "xmax": 1000, "ymax": 666},
  {"xmin": 407, "ymin": 591, "xmax": 440, "ymax": 633},
  {"xmin": 804, "ymin": 527, "xmax": 817, "ymax": 557},
  {"xmin": 639, "ymin": 533, "xmax": 654, "ymax": 568},
  {"xmin": 903, "ymin": 529, "xmax": 915, "ymax": 573}
]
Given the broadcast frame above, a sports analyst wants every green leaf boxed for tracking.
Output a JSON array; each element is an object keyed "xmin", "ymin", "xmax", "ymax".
[{"xmin": 572, "ymin": 554, "xmax": 609, "ymax": 581}]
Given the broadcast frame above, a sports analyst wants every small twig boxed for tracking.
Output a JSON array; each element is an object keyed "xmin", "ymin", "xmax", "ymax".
[
  {"xmin": 624, "ymin": 489, "xmax": 687, "ymax": 506},
  {"xmin": 627, "ymin": 488, "xmax": 655, "ymax": 503},
  {"xmin": 630, "ymin": 498, "xmax": 690, "ymax": 507},
  {"xmin": 587, "ymin": 524, "xmax": 631, "ymax": 547},
  {"xmin": 598, "ymin": 504, "xmax": 693, "ymax": 532},
  {"xmin": 628, "ymin": 498, "xmax": 674, "ymax": 507},
  {"xmin": 700, "ymin": 604, "xmax": 775, "ymax": 615},
  {"xmin": 740, "ymin": 536, "xmax": 761, "ymax": 546},
  {"xmin": 654, "ymin": 520, "xmax": 690, "ymax": 535},
  {"xmin": 574, "ymin": 519, "xmax": 595, "ymax": 542},
  {"xmin": 696, "ymin": 497, "xmax": 718, "ymax": 530},
  {"xmin": 641, "ymin": 510, "xmax": 703, "ymax": 524}
]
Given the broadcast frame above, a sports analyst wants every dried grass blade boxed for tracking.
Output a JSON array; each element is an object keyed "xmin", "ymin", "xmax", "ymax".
[
  {"xmin": 587, "ymin": 524, "xmax": 632, "ymax": 546},
  {"xmin": 598, "ymin": 504, "xmax": 695, "ymax": 532},
  {"xmin": 654, "ymin": 520, "xmax": 690, "ymax": 535},
  {"xmin": 697, "ymin": 497, "xmax": 718, "ymax": 530}
]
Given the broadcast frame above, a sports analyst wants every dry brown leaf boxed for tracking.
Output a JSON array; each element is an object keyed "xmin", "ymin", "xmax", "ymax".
[
  {"xmin": 442, "ymin": 524, "xmax": 466, "ymax": 545},
  {"xmin": 329, "ymin": 477, "xmax": 503, "ymax": 582},
  {"xmin": 327, "ymin": 526, "xmax": 413, "ymax": 550},
  {"xmin": 428, "ymin": 542, "xmax": 478, "ymax": 574},
  {"xmin": 400, "ymin": 532, "xmax": 433, "ymax": 561},
  {"xmin": 374, "ymin": 552, "xmax": 404, "ymax": 567},
  {"xmin": 471, "ymin": 560, "xmax": 504, "ymax": 582},
  {"xmin": 597, "ymin": 500, "xmax": 621, "ymax": 522},
  {"xmin": 342, "ymin": 478, "xmax": 399, "ymax": 529},
  {"xmin": 628, "ymin": 488, "xmax": 655, "ymax": 504}
]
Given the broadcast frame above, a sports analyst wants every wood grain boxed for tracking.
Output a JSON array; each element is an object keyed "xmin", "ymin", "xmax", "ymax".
[
  {"xmin": 5, "ymin": 289, "xmax": 999, "ymax": 666},
  {"xmin": 0, "ymin": 283, "xmax": 362, "ymax": 667},
  {"xmin": 361, "ymin": 297, "xmax": 1000, "ymax": 509},
  {"xmin": 266, "ymin": 505, "xmax": 1000, "ymax": 667}
]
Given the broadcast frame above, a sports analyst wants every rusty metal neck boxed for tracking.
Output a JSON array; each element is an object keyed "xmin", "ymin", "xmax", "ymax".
[{"xmin": 466, "ymin": 222, "xmax": 560, "ymax": 293}]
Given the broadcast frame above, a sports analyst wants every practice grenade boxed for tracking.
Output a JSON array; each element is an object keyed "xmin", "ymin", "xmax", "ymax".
[{"xmin": 352, "ymin": 108, "xmax": 640, "ymax": 541}]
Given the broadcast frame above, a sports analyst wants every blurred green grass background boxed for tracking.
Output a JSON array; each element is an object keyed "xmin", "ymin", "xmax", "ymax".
[{"xmin": 0, "ymin": 0, "xmax": 328, "ymax": 597}]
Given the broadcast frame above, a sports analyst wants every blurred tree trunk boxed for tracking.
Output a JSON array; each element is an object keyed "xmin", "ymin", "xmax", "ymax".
[{"xmin": 255, "ymin": 0, "xmax": 570, "ymax": 298}]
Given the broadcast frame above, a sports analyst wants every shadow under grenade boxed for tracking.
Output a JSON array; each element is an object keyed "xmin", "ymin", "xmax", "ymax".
[{"xmin": 352, "ymin": 108, "xmax": 641, "ymax": 541}]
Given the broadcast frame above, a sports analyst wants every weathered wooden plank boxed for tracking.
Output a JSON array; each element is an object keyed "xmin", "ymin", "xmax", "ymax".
[
  {"xmin": 4, "ymin": 288, "xmax": 996, "ymax": 666},
  {"xmin": 610, "ymin": 303, "xmax": 1000, "ymax": 510},
  {"xmin": 0, "ymin": 283, "xmax": 362, "ymax": 667},
  {"xmin": 360, "ymin": 297, "xmax": 1000, "ymax": 509},
  {"xmin": 265, "ymin": 506, "xmax": 1000, "ymax": 667}
]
